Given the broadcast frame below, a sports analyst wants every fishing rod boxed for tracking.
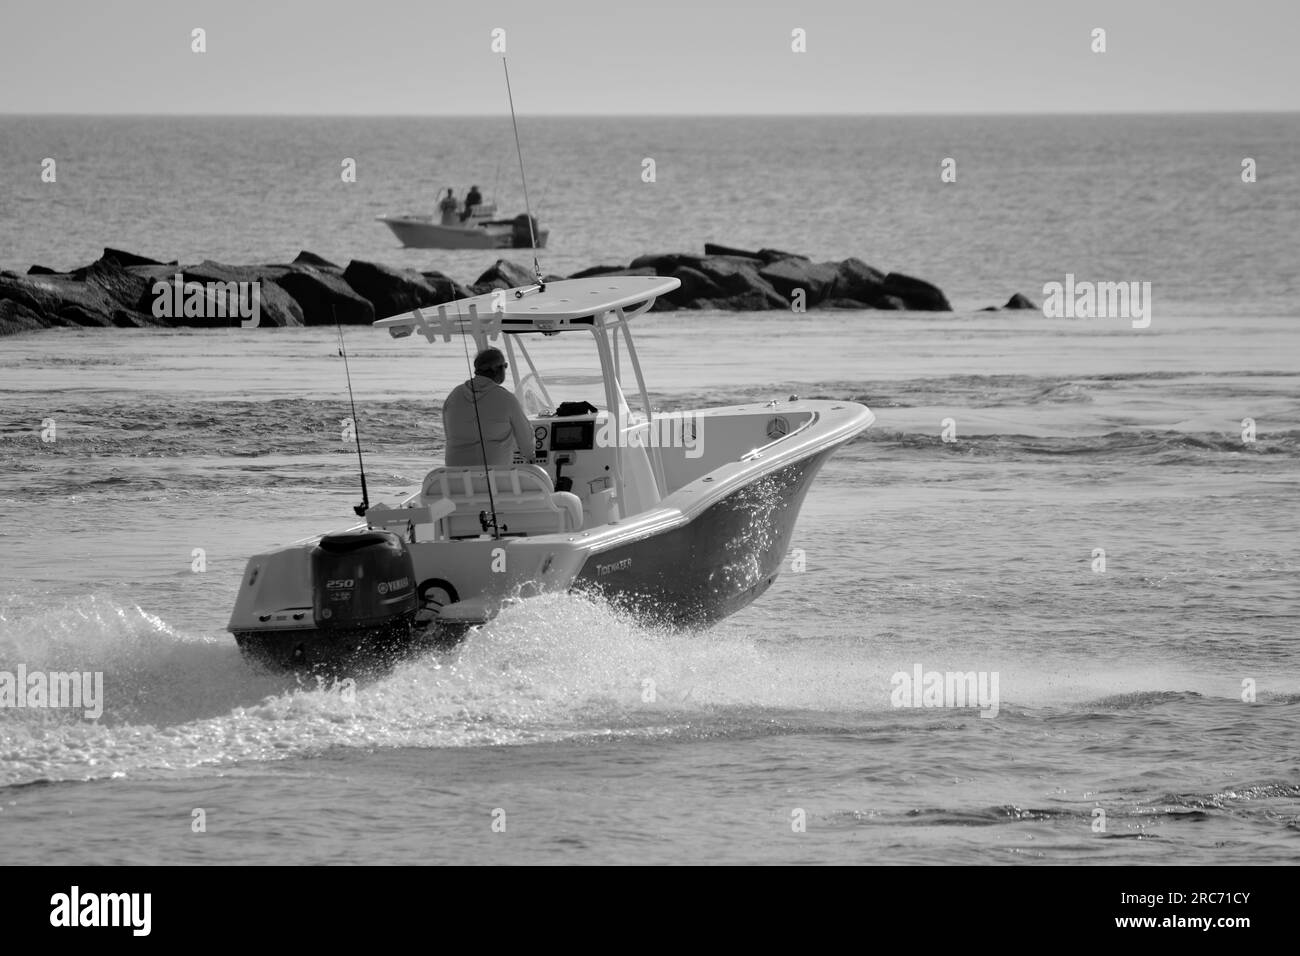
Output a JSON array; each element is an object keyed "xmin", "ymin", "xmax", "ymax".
[
  {"xmin": 502, "ymin": 56, "xmax": 543, "ymax": 293},
  {"xmin": 429, "ymin": 57, "xmax": 543, "ymax": 539},
  {"xmin": 455, "ymin": 302, "xmax": 501, "ymax": 539},
  {"xmin": 334, "ymin": 307, "xmax": 371, "ymax": 518}
]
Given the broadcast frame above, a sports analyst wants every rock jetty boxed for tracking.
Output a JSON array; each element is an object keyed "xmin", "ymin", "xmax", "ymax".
[{"xmin": 0, "ymin": 243, "xmax": 961, "ymax": 336}]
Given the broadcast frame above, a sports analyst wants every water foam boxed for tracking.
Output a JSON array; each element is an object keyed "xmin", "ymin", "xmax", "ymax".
[
  {"xmin": 0, "ymin": 591, "xmax": 808, "ymax": 786},
  {"xmin": 5, "ymin": 588, "xmax": 1281, "ymax": 788}
]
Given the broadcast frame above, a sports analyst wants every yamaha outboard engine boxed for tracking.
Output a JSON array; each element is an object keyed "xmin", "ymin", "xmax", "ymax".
[
  {"xmin": 310, "ymin": 530, "xmax": 418, "ymax": 650},
  {"xmin": 511, "ymin": 213, "xmax": 540, "ymax": 248}
]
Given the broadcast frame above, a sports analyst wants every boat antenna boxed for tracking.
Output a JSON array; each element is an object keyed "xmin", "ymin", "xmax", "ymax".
[
  {"xmin": 503, "ymin": 57, "xmax": 543, "ymax": 292},
  {"xmin": 455, "ymin": 301, "xmax": 501, "ymax": 539},
  {"xmin": 334, "ymin": 308, "xmax": 371, "ymax": 517}
]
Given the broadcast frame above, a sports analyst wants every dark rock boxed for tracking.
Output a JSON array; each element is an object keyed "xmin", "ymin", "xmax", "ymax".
[
  {"xmin": 7, "ymin": 245, "xmax": 957, "ymax": 328},
  {"xmin": 0, "ymin": 298, "xmax": 48, "ymax": 335},
  {"xmin": 568, "ymin": 263, "xmax": 629, "ymax": 279},
  {"xmin": 882, "ymin": 272, "xmax": 952, "ymax": 311},
  {"xmin": 665, "ymin": 266, "xmax": 725, "ymax": 306},
  {"xmin": 578, "ymin": 267, "xmax": 660, "ymax": 287},
  {"xmin": 703, "ymin": 254, "xmax": 776, "ymax": 272},
  {"xmin": 109, "ymin": 308, "xmax": 151, "ymax": 328},
  {"xmin": 628, "ymin": 252, "xmax": 771, "ymax": 281},
  {"xmin": 702, "ymin": 243, "xmax": 762, "ymax": 259},
  {"xmin": 830, "ymin": 258, "xmax": 889, "ymax": 303},
  {"xmin": 474, "ymin": 259, "xmax": 534, "ymax": 290},
  {"xmin": 1004, "ymin": 292, "xmax": 1037, "ymax": 310},
  {"xmin": 758, "ymin": 258, "xmax": 840, "ymax": 304},
  {"xmin": 419, "ymin": 270, "xmax": 473, "ymax": 304},
  {"xmin": 342, "ymin": 260, "xmax": 444, "ymax": 319},
  {"xmin": 0, "ymin": 271, "xmax": 122, "ymax": 328},
  {"xmin": 694, "ymin": 257, "xmax": 782, "ymax": 298},
  {"xmin": 628, "ymin": 252, "xmax": 703, "ymax": 274},
  {"xmin": 82, "ymin": 256, "xmax": 155, "ymax": 313},
  {"xmin": 101, "ymin": 247, "xmax": 168, "ymax": 268},
  {"xmin": 277, "ymin": 265, "xmax": 375, "ymax": 325},
  {"xmin": 292, "ymin": 250, "xmax": 342, "ymax": 271},
  {"xmin": 122, "ymin": 262, "xmax": 300, "ymax": 327},
  {"xmin": 978, "ymin": 306, "xmax": 998, "ymax": 312},
  {"xmin": 692, "ymin": 289, "xmax": 791, "ymax": 311},
  {"xmin": 180, "ymin": 262, "xmax": 302, "ymax": 327},
  {"xmin": 53, "ymin": 304, "xmax": 105, "ymax": 327},
  {"xmin": 187, "ymin": 260, "xmax": 292, "ymax": 285},
  {"xmin": 756, "ymin": 248, "xmax": 810, "ymax": 264},
  {"xmin": 636, "ymin": 256, "xmax": 790, "ymax": 311},
  {"xmin": 753, "ymin": 288, "xmax": 798, "ymax": 310}
]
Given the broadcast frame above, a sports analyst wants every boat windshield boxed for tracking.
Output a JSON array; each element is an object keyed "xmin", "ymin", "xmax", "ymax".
[
  {"xmin": 501, "ymin": 325, "xmax": 644, "ymax": 421},
  {"xmin": 516, "ymin": 368, "xmax": 631, "ymax": 418},
  {"xmin": 507, "ymin": 329, "xmax": 635, "ymax": 420}
]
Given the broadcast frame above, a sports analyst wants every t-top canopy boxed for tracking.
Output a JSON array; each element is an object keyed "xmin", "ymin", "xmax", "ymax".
[{"xmin": 374, "ymin": 276, "xmax": 681, "ymax": 340}]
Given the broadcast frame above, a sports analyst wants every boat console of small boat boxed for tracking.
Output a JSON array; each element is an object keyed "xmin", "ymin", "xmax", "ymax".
[{"xmin": 228, "ymin": 276, "xmax": 874, "ymax": 671}]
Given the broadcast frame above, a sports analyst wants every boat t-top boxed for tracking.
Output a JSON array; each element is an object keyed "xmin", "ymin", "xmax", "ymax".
[{"xmin": 228, "ymin": 275, "xmax": 875, "ymax": 671}]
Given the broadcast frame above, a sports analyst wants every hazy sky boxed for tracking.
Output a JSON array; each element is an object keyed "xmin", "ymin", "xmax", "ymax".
[{"xmin": 2, "ymin": 0, "xmax": 1297, "ymax": 114}]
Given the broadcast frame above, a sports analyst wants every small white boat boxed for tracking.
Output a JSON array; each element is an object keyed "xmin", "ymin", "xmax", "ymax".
[
  {"xmin": 227, "ymin": 275, "xmax": 874, "ymax": 672},
  {"xmin": 378, "ymin": 206, "xmax": 549, "ymax": 250}
]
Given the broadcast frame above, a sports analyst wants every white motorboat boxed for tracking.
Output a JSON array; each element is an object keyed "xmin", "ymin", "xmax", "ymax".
[
  {"xmin": 377, "ymin": 207, "xmax": 549, "ymax": 250},
  {"xmin": 227, "ymin": 275, "xmax": 874, "ymax": 672}
]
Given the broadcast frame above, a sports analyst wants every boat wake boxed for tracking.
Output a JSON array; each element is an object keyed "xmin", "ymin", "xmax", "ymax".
[
  {"xmin": 6, "ymin": 588, "xmax": 1292, "ymax": 790},
  {"xmin": 0, "ymin": 591, "xmax": 845, "ymax": 788}
]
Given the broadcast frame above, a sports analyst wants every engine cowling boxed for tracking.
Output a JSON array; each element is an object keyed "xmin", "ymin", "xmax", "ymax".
[
  {"xmin": 511, "ymin": 214, "xmax": 540, "ymax": 248},
  {"xmin": 310, "ymin": 530, "xmax": 417, "ymax": 631}
]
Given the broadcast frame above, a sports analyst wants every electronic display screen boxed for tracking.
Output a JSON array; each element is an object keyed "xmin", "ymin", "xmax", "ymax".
[{"xmin": 550, "ymin": 421, "xmax": 594, "ymax": 451}]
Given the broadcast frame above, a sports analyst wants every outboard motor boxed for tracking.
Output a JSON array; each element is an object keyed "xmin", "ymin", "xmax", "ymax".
[
  {"xmin": 310, "ymin": 530, "xmax": 418, "ymax": 640},
  {"xmin": 511, "ymin": 213, "xmax": 540, "ymax": 248}
]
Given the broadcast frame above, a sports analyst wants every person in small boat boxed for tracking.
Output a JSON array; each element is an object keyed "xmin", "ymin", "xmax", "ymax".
[
  {"xmin": 438, "ymin": 188, "xmax": 459, "ymax": 226},
  {"xmin": 442, "ymin": 347, "xmax": 537, "ymax": 467},
  {"xmin": 461, "ymin": 185, "xmax": 484, "ymax": 222}
]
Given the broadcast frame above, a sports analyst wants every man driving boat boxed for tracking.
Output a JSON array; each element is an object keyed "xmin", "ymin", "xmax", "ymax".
[
  {"xmin": 461, "ymin": 185, "xmax": 484, "ymax": 222},
  {"xmin": 442, "ymin": 347, "xmax": 537, "ymax": 467}
]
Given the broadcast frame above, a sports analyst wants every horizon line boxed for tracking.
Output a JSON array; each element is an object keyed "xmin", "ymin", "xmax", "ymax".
[{"xmin": 3, "ymin": 109, "xmax": 1299, "ymax": 119}]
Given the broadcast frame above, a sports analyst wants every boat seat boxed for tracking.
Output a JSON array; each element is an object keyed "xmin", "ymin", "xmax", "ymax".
[
  {"xmin": 365, "ymin": 500, "xmax": 456, "ymax": 541},
  {"xmin": 421, "ymin": 464, "xmax": 583, "ymax": 538}
]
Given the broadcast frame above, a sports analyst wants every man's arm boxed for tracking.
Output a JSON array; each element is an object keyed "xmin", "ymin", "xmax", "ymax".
[{"xmin": 507, "ymin": 394, "xmax": 537, "ymax": 464}]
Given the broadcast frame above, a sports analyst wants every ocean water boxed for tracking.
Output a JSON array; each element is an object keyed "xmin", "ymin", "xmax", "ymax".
[
  {"xmin": 2, "ymin": 115, "xmax": 1299, "ymax": 865},
  {"xmin": 2, "ymin": 309, "xmax": 1298, "ymax": 864},
  {"xmin": 2, "ymin": 114, "xmax": 1299, "ymax": 313}
]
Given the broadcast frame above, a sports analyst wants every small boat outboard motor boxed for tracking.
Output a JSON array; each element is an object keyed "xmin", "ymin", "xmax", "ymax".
[
  {"xmin": 310, "ymin": 529, "xmax": 418, "ymax": 654},
  {"xmin": 511, "ymin": 213, "xmax": 540, "ymax": 248}
]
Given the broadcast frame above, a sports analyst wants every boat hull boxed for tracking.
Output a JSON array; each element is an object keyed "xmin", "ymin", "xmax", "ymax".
[
  {"xmin": 378, "ymin": 216, "xmax": 550, "ymax": 250},
  {"xmin": 571, "ymin": 450, "xmax": 829, "ymax": 627},
  {"xmin": 231, "ymin": 617, "xmax": 474, "ymax": 673}
]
